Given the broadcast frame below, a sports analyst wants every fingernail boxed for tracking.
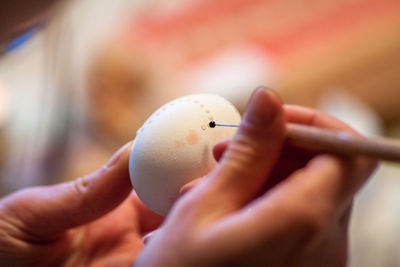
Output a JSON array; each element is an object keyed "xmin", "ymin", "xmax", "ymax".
[
  {"xmin": 244, "ymin": 87, "xmax": 281, "ymax": 126},
  {"xmin": 142, "ymin": 231, "xmax": 156, "ymax": 245},
  {"xmin": 179, "ymin": 177, "xmax": 204, "ymax": 196},
  {"xmin": 105, "ymin": 141, "xmax": 133, "ymax": 168},
  {"xmin": 179, "ymin": 180, "xmax": 195, "ymax": 196},
  {"xmin": 179, "ymin": 184, "xmax": 190, "ymax": 196}
]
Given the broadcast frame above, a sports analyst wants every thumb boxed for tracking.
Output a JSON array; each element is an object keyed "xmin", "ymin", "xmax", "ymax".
[
  {"xmin": 0, "ymin": 141, "xmax": 134, "ymax": 239},
  {"xmin": 204, "ymin": 87, "xmax": 286, "ymax": 210},
  {"xmin": 212, "ymin": 138, "xmax": 231, "ymax": 162}
]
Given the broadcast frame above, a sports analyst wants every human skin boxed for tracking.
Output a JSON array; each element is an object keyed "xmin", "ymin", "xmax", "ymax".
[
  {"xmin": 0, "ymin": 88, "xmax": 377, "ymax": 266},
  {"xmin": 0, "ymin": 2, "xmax": 165, "ymax": 265},
  {"xmin": 0, "ymin": 141, "xmax": 164, "ymax": 266},
  {"xmin": 136, "ymin": 88, "xmax": 377, "ymax": 267},
  {"xmin": 0, "ymin": 0, "xmax": 379, "ymax": 264}
]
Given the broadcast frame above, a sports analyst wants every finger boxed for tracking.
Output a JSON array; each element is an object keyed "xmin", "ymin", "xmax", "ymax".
[
  {"xmin": 130, "ymin": 191, "xmax": 164, "ymax": 234},
  {"xmin": 214, "ymin": 105, "xmax": 376, "ymax": 193},
  {"xmin": 199, "ymin": 87, "xmax": 286, "ymax": 212},
  {"xmin": 284, "ymin": 104, "xmax": 378, "ymax": 188},
  {"xmin": 281, "ymin": 155, "xmax": 356, "ymax": 210},
  {"xmin": 142, "ymin": 230, "xmax": 159, "ymax": 245},
  {"xmin": 0, "ymin": 141, "xmax": 134, "ymax": 239},
  {"xmin": 179, "ymin": 177, "xmax": 205, "ymax": 196},
  {"xmin": 214, "ymin": 105, "xmax": 358, "ymax": 169},
  {"xmin": 213, "ymin": 138, "xmax": 231, "ymax": 162},
  {"xmin": 215, "ymin": 105, "xmax": 357, "ymax": 167},
  {"xmin": 204, "ymin": 155, "xmax": 362, "ymax": 249},
  {"xmin": 284, "ymin": 105, "xmax": 358, "ymax": 133},
  {"xmin": 265, "ymin": 105, "xmax": 349, "ymax": 191}
]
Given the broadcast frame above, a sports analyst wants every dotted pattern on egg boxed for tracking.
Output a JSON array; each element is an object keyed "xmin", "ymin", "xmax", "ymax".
[{"xmin": 135, "ymin": 94, "xmax": 236, "ymax": 136}]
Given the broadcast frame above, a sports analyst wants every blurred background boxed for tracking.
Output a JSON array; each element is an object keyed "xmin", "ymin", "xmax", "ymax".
[{"xmin": 1, "ymin": 0, "xmax": 400, "ymax": 266}]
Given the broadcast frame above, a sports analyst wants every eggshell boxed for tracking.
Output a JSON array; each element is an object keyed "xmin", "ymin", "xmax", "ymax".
[{"xmin": 129, "ymin": 94, "xmax": 241, "ymax": 215}]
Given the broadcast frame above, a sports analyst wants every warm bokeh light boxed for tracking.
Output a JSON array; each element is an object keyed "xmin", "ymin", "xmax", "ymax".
[{"xmin": 1, "ymin": 0, "xmax": 400, "ymax": 266}]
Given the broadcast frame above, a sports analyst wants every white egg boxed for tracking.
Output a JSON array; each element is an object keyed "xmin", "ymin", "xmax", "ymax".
[{"xmin": 129, "ymin": 94, "xmax": 241, "ymax": 215}]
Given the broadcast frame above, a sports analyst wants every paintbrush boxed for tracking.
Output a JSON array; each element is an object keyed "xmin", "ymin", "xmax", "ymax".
[{"xmin": 209, "ymin": 121, "xmax": 400, "ymax": 162}]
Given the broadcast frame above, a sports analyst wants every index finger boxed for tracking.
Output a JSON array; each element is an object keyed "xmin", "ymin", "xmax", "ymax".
[
  {"xmin": 284, "ymin": 104, "xmax": 377, "ymax": 189},
  {"xmin": 198, "ymin": 105, "xmax": 378, "ymax": 253},
  {"xmin": 284, "ymin": 104, "xmax": 359, "ymax": 134}
]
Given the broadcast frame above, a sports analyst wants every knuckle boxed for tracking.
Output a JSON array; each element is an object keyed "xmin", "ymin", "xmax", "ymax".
[
  {"xmin": 240, "ymin": 119, "xmax": 273, "ymax": 140},
  {"xmin": 223, "ymin": 134, "xmax": 261, "ymax": 166},
  {"xmin": 71, "ymin": 176, "xmax": 97, "ymax": 217},
  {"xmin": 72, "ymin": 176, "xmax": 89, "ymax": 198},
  {"xmin": 221, "ymin": 120, "xmax": 283, "ymax": 170}
]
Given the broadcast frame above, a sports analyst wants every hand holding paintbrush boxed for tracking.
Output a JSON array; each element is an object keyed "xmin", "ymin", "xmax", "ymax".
[{"xmin": 210, "ymin": 117, "xmax": 400, "ymax": 162}]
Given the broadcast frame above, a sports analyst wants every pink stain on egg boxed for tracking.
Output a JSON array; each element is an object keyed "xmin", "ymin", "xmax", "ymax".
[{"xmin": 186, "ymin": 129, "xmax": 199, "ymax": 145}]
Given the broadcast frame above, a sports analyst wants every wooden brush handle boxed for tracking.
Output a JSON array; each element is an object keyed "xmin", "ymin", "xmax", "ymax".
[{"xmin": 286, "ymin": 123, "xmax": 400, "ymax": 162}]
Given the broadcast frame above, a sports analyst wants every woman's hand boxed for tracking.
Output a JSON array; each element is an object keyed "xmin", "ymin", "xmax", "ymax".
[
  {"xmin": 136, "ymin": 88, "xmax": 377, "ymax": 267},
  {"xmin": 0, "ymin": 87, "xmax": 377, "ymax": 267},
  {"xmin": 0, "ymin": 142, "xmax": 163, "ymax": 267}
]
